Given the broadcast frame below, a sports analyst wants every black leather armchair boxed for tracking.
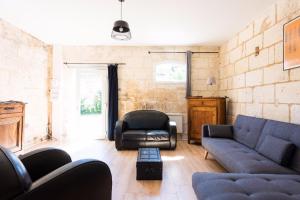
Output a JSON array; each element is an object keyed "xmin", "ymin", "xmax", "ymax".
[
  {"xmin": 115, "ymin": 110, "xmax": 177, "ymax": 150},
  {"xmin": 0, "ymin": 145, "xmax": 112, "ymax": 200}
]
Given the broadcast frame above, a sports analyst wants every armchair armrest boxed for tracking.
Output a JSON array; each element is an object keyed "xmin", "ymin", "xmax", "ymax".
[
  {"xmin": 168, "ymin": 121, "xmax": 177, "ymax": 150},
  {"xmin": 17, "ymin": 159, "xmax": 112, "ymax": 200},
  {"xmin": 114, "ymin": 120, "xmax": 125, "ymax": 150},
  {"xmin": 206, "ymin": 124, "xmax": 233, "ymax": 139},
  {"xmin": 19, "ymin": 148, "xmax": 72, "ymax": 182}
]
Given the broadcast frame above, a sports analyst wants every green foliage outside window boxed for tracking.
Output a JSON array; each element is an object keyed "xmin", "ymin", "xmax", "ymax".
[{"xmin": 80, "ymin": 91, "xmax": 102, "ymax": 115}]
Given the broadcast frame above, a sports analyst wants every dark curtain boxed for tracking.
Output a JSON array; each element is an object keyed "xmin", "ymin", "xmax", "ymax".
[
  {"xmin": 186, "ymin": 51, "xmax": 192, "ymax": 97},
  {"xmin": 108, "ymin": 64, "xmax": 118, "ymax": 141}
]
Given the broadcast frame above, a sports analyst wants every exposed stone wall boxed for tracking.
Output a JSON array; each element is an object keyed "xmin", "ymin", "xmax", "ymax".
[
  {"xmin": 3, "ymin": 0, "xmax": 300, "ymax": 145},
  {"xmin": 219, "ymin": 0, "xmax": 300, "ymax": 124},
  {"xmin": 0, "ymin": 19, "xmax": 50, "ymax": 146},
  {"xmin": 62, "ymin": 46, "xmax": 219, "ymax": 138}
]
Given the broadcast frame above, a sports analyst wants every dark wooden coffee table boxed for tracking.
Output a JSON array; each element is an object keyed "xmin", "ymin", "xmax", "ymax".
[{"xmin": 136, "ymin": 148, "xmax": 163, "ymax": 180}]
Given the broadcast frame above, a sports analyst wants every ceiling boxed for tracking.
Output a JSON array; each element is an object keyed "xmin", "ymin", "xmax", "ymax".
[{"xmin": 0, "ymin": 0, "xmax": 278, "ymax": 46}]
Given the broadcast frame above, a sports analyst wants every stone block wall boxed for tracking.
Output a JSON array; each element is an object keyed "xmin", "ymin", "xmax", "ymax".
[
  {"xmin": 0, "ymin": 19, "xmax": 50, "ymax": 147},
  {"xmin": 61, "ymin": 46, "xmax": 219, "ymax": 138},
  {"xmin": 3, "ymin": 0, "xmax": 300, "ymax": 145},
  {"xmin": 219, "ymin": 0, "xmax": 300, "ymax": 124}
]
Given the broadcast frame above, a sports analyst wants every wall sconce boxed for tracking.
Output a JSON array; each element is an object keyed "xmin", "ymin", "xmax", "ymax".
[
  {"xmin": 207, "ymin": 77, "xmax": 217, "ymax": 97},
  {"xmin": 207, "ymin": 77, "xmax": 216, "ymax": 86},
  {"xmin": 255, "ymin": 46, "xmax": 260, "ymax": 56}
]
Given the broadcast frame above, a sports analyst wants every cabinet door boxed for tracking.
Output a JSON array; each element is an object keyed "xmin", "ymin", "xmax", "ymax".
[
  {"xmin": 0, "ymin": 116, "xmax": 23, "ymax": 152},
  {"xmin": 190, "ymin": 106, "xmax": 217, "ymax": 140}
]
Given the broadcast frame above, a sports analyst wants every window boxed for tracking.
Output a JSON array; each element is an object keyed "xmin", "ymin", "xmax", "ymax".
[
  {"xmin": 155, "ymin": 62, "xmax": 186, "ymax": 83},
  {"xmin": 78, "ymin": 70, "xmax": 103, "ymax": 115},
  {"xmin": 80, "ymin": 91, "xmax": 102, "ymax": 115}
]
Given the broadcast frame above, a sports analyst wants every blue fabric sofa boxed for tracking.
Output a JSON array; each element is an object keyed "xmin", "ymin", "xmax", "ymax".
[{"xmin": 192, "ymin": 115, "xmax": 300, "ymax": 200}]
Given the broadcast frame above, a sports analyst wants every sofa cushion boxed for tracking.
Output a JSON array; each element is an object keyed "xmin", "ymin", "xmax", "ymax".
[
  {"xmin": 256, "ymin": 120, "xmax": 300, "ymax": 173},
  {"xmin": 221, "ymin": 150, "xmax": 296, "ymax": 174},
  {"xmin": 146, "ymin": 130, "xmax": 169, "ymax": 141},
  {"xmin": 192, "ymin": 172, "xmax": 300, "ymax": 200},
  {"xmin": 233, "ymin": 115, "xmax": 266, "ymax": 149},
  {"xmin": 257, "ymin": 135, "xmax": 295, "ymax": 166},
  {"xmin": 122, "ymin": 130, "xmax": 146, "ymax": 141},
  {"xmin": 202, "ymin": 137, "xmax": 297, "ymax": 174},
  {"xmin": 202, "ymin": 137, "xmax": 250, "ymax": 156},
  {"xmin": 124, "ymin": 110, "xmax": 169, "ymax": 130},
  {"xmin": 208, "ymin": 125, "xmax": 233, "ymax": 138}
]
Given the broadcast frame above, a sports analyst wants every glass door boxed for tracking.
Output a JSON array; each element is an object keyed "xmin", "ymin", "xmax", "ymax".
[{"xmin": 76, "ymin": 69, "xmax": 107, "ymax": 140}]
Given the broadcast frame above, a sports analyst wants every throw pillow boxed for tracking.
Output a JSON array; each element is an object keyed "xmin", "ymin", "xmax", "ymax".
[
  {"xmin": 208, "ymin": 125, "xmax": 233, "ymax": 138},
  {"xmin": 257, "ymin": 135, "xmax": 295, "ymax": 166}
]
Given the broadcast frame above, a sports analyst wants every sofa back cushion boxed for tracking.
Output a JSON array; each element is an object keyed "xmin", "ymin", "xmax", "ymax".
[
  {"xmin": 124, "ymin": 110, "xmax": 169, "ymax": 130},
  {"xmin": 256, "ymin": 120, "xmax": 300, "ymax": 173},
  {"xmin": 233, "ymin": 115, "xmax": 266, "ymax": 149}
]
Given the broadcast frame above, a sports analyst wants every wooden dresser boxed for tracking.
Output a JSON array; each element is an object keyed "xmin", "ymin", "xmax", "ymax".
[
  {"xmin": 187, "ymin": 97, "xmax": 226, "ymax": 144},
  {"xmin": 0, "ymin": 101, "xmax": 25, "ymax": 152}
]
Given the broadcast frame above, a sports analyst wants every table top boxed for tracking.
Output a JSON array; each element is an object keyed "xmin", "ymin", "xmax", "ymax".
[
  {"xmin": 137, "ymin": 148, "xmax": 161, "ymax": 163},
  {"xmin": 0, "ymin": 101, "xmax": 25, "ymax": 105}
]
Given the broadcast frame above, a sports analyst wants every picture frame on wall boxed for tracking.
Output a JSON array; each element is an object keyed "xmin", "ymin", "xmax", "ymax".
[{"xmin": 283, "ymin": 16, "xmax": 300, "ymax": 70}]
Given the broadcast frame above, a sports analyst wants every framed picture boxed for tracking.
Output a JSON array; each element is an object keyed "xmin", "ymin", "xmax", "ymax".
[{"xmin": 283, "ymin": 16, "xmax": 300, "ymax": 70}]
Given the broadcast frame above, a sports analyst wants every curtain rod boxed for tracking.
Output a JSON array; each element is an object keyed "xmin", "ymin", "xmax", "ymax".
[
  {"xmin": 148, "ymin": 51, "xmax": 219, "ymax": 54},
  {"xmin": 63, "ymin": 62, "xmax": 126, "ymax": 65}
]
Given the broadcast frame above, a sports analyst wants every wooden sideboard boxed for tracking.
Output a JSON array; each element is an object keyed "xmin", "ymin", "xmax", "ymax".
[
  {"xmin": 187, "ymin": 97, "xmax": 226, "ymax": 144},
  {"xmin": 0, "ymin": 101, "xmax": 25, "ymax": 152}
]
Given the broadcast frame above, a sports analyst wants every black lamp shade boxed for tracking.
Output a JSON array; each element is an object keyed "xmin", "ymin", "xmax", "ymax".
[{"xmin": 111, "ymin": 20, "xmax": 131, "ymax": 40}]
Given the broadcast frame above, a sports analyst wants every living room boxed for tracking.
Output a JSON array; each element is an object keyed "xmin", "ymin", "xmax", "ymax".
[{"xmin": 1, "ymin": 0, "xmax": 300, "ymax": 199}]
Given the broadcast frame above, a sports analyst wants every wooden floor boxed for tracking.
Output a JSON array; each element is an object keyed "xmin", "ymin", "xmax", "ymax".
[{"xmin": 23, "ymin": 140, "xmax": 225, "ymax": 200}]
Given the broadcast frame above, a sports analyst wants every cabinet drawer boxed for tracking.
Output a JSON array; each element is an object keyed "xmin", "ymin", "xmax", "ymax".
[
  {"xmin": 202, "ymin": 100, "xmax": 217, "ymax": 106},
  {"xmin": 0, "ymin": 105, "xmax": 23, "ymax": 114},
  {"xmin": 188, "ymin": 100, "xmax": 217, "ymax": 107}
]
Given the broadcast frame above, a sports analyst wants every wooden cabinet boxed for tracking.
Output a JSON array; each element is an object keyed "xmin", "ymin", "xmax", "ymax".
[
  {"xmin": 187, "ymin": 97, "xmax": 226, "ymax": 144},
  {"xmin": 0, "ymin": 101, "xmax": 25, "ymax": 152}
]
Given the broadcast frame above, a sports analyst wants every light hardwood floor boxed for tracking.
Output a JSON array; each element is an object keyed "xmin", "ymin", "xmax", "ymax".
[{"xmin": 22, "ymin": 140, "xmax": 225, "ymax": 200}]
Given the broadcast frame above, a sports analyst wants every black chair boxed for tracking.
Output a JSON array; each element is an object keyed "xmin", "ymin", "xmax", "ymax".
[
  {"xmin": 0, "ymin": 145, "xmax": 112, "ymax": 200},
  {"xmin": 115, "ymin": 110, "xmax": 177, "ymax": 150}
]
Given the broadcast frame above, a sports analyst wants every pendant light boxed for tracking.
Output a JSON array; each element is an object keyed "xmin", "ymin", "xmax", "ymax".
[{"xmin": 111, "ymin": 0, "xmax": 131, "ymax": 40}]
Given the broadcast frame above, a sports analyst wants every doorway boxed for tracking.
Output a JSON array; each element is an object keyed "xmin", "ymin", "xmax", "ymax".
[{"xmin": 74, "ymin": 68, "xmax": 108, "ymax": 140}]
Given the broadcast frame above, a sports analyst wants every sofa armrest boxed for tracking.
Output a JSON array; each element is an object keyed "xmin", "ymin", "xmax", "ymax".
[
  {"xmin": 114, "ymin": 120, "xmax": 125, "ymax": 150},
  {"xmin": 17, "ymin": 159, "xmax": 112, "ymax": 200},
  {"xmin": 19, "ymin": 148, "xmax": 72, "ymax": 182},
  {"xmin": 168, "ymin": 121, "xmax": 177, "ymax": 150},
  {"xmin": 206, "ymin": 124, "xmax": 233, "ymax": 138}
]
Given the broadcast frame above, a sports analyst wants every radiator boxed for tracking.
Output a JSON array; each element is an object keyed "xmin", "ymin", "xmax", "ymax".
[{"xmin": 167, "ymin": 113, "xmax": 183, "ymax": 133}]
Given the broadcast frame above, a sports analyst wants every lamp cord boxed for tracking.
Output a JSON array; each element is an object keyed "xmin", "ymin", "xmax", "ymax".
[{"xmin": 120, "ymin": 1, "xmax": 123, "ymax": 20}]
